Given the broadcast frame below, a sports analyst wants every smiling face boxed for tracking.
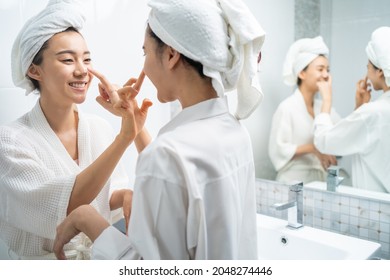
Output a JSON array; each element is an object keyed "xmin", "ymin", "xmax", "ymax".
[
  {"xmin": 28, "ymin": 30, "xmax": 93, "ymax": 106},
  {"xmin": 299, "ymin": 55, "xmax": 330, "ymax": 93}
]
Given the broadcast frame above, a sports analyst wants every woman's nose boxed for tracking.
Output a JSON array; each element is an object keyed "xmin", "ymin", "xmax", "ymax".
[
  {"xmin": 322, "ymin": 70, "xmax": 329, "ymax": 78},
  {"xmin": 74, "ymin": 63, "xmax": 87, "ymax": 76}
]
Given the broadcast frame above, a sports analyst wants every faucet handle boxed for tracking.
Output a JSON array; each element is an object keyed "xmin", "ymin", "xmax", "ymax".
[
  {"xmin": 287, "ymin": 181, "xmax": 303, "ymax": 192},
  {"xmin": 327, "ymin": 165, "xmax": 340, "ymax": 176}
]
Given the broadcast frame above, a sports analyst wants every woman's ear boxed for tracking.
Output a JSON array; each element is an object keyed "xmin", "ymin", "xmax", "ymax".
[
  {"xmin": 377, "ymin": 68, "xmax": 384, "ymax": 78},
  {"xmin": 27, "ymin": 64, "xmax": 42, "ymax": 81},
  {"xmin": 298, "ymin": 70, "xmax": 306, "ymax": 81},
  {"xmin": 166, "ymin": 47, "xmax": 181, "ymax": 69}
]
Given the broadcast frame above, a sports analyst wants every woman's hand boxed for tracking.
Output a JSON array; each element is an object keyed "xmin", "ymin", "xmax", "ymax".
[
  {"xmin": 54, "ymin": 205, "xmax": 109, "ymax": 260},
  {"xmin": 110, "ymin": 189, "xmax": 133, "ymax": 235},
  {"xmin": 314, "ymin": 147, "xmax": 337, "ymax": 170},
  {"xmin": 95, "ymin": 83, "xmax": 122, "ymax": 116},
  {"xmin": 89, "ymin": 68, "xmax": 153, "ymax": 142},
  {"xmin": 355, "ymin": 76, "xmax": 371, "ymax": 109},
  {"xmin": 317, "ymin": 75, "xmax": 333, "ymax": 114}
]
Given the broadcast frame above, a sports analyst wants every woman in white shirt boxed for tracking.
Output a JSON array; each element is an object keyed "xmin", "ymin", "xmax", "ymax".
[
  {"xmin": 314, "ymin": 26, "xmax": 390, "ymax": 193},
  {"xmin": 53, "ymin": 0, "xmax": 265, "ymax": 260},
  {"xmin": 0, "ymin": 0, "xmax": 151, "ymax": 259},
  {"xmin": 269, "ymin": 36, "xmax": 340, "ymax": 184}
]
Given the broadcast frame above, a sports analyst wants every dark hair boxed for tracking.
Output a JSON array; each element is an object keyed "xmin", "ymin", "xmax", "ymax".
[
  {"xmin": 28, "ymin": 27, "xmax": 80, "ymax": 91},
  {"xmin": 147, "ymin": 25, "xmax": 206, "ymax": 79},
  {"xmin": 370, "ymin": 61, "xmax": 380, "ymax": 70},
  {"xmin": 297, "ymin": 65, "xmax": 308, "ymax": 87}
]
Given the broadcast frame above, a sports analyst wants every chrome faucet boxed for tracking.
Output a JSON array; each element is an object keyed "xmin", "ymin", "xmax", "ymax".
[
  {"xmin": 327, "ymin": 165, "xmax": 344, "ymax": 192},
  {"xmin": 272, "ymin": 181, "xmax": 304, "ymax": 229}
]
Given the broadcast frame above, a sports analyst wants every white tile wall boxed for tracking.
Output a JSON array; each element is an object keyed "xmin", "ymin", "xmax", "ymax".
[{"xmin": 256, "ymin": 178, "xmax": 390, "ymax": 260}]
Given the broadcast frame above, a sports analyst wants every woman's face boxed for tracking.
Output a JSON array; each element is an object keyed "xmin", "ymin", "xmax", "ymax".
[
  {"xmin": 299, "ymin": 55, "xmax": 330, "ymax": 93},
  {"xmin": 34, "ymin": 31, "xmax": 93, "ymax": 106},
  {"xmin": 142, "ymin": 30, "xmax": 176, "ymax": 103}
]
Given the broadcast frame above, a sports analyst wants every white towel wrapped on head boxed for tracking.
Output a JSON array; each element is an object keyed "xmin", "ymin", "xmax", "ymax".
[
  {"xmin": 147, "ymin": 0, "xmax": 266, "ymax": 119},
  {"xmin": 366, "ymin": 26, "xmax": 390, "ymax": 87},
  {"xmin": 11, "ymin": 0, "xmax": 86, "ymax": 95},
  {"xmin": 282, "ymin": 36, "xmax": 329, "ymax": 86}
]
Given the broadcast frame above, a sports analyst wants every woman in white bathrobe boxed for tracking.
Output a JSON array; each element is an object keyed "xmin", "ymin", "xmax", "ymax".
[
  {"xmin": 314, "ymin": 26, "xmax": 390, "ymax": 193},
  {"xmin": 269, "ymin": 36, "xmax": 340, "ymax": 184},
  {"xmin": 53, "ymin": 0, "xmax": 265, "ymax": 260},
  {"xmin": 0, "ymin": 0, "xmax": 152, "ymax": 259}
]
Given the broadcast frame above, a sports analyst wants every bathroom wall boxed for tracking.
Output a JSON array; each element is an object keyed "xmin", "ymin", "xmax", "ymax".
[
  {"xmin": 321, "ymin": 0, "xmax": 390, "ymax": 117},
  {"xmin": 295, "ymin": 0, "xmax": 320, "ymax": 39},
  {"xmin": 256, "ymin": 178, "xmax": 390, "ymax": 259}
]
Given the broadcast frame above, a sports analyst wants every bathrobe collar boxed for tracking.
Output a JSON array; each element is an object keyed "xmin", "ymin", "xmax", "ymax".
[
  {"xmin": 378, "ymin": 89, "xmax": 390, "ymax": 100},
  {"xmin": 158, "ymin": 97, "xmax": 230, "ymax": 136},
  {"xmin": 28, "ymin": 99, "xmax": 88, "ymax": 171}
]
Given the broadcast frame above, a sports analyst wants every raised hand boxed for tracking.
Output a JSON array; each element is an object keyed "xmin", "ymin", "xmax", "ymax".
[
  {"xmin": 355, "ymin": 76, "xmax": 371, "ymax": 109},
  {"xmin": 89, "ymin": 68, "xmax": 153, "ymax": 142},
  {"xmin": 317, "ymin": 75, "xmax": 333, "ymax": 113}
]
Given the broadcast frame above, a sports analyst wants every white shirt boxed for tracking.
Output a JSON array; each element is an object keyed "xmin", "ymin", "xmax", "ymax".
[
  {"xmin": 0, "ymin": 101, "xmax": 129, "ymax": 259},
  {"xmin": 269, "ymin": 89, "xmax": 341, "ymax": 183},
  {"xmin": 314, "ymin": 91, "xmax": 390, "ymax": 193},
  {"xmin": 92, "ymin": 97, "xmax": 258, "ymax": 260}
]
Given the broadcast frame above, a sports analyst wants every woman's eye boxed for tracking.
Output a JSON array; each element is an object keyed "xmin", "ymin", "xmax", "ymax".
[
  {"xmin": 62, "ymin": 59, "xmax": 73, "ymax": 63},
  {"xmin": 84, "ymin": 58, "xmax": 92, "ymax": 63}
]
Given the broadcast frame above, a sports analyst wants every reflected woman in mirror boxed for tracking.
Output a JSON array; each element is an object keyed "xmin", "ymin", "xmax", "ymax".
[
  {"xmin": 314, "ymin": 26, "xmax": 390, "ymax": 193},
  {"xmin": 269, "ymin": 36, "xmax": 341, "ymax": 184}
]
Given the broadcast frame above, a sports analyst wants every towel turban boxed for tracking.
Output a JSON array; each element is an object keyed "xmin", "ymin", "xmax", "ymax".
[
  {"xmin": 11, "ymin": 0, "xmax": 86, "ymax": 95},
  {"xmin": 147, "ymin": 0, "xmax": 266, "ymax": 119},
  {"xmin": 366, "ymin": 26, "xmax": 390, "ymax": 87},
  {"xmin": 282, "ymin": 36, "xmax": 329, "ymax": 86}
]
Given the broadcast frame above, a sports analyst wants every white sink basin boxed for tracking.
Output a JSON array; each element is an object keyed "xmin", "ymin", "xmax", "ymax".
[{"xmin": 256, "ymin": 214, "xmax": 381, "ymax": 260}]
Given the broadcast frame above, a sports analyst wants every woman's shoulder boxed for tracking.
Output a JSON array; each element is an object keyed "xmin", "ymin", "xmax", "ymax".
[
  {"xmin": 0, "ymin": 118, "xmax": 34, "ymax": 153},
  {"xmin": 0, "ymin": 113, "xmax": 30, "ymax": 138}
]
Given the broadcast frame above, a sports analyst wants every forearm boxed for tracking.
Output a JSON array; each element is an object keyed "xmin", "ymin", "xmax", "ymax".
[
  {"xmin": 74, "ymin": 205, "xmax": 109, "ymax": 243},
  {"xmin": 109, "ymin": 189, "xmax": 128, "ymax": 210},
  {"xmin": 321, "ymin": 97, "xmax": 332, "ymax": 114},
  {"xmin": 293, "ymin": 143, "xmax": 315, "ymax": 159},
  {"xmin": 67, "ymin": 134, "xmax": 132, "ymax": 215},
  {"xmin": 134, "ymin": 128, "xmax": 151, "ymax": 153}
]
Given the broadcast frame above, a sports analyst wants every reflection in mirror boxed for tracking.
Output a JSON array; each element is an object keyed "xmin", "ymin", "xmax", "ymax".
[{"xmin": 245, "ymin": 0, "xmax": 390, "ymax": 196}]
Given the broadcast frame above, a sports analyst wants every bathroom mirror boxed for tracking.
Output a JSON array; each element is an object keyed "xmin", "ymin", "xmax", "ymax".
[{"xmin": 243, "ymin": 0, "xmax": 390, "ymax": 197}]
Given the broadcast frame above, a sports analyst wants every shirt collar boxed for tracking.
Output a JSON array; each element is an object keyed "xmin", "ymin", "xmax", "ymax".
[{"xmin": 158, "ymin": 97, "xmax": 230, "ymax": 136}]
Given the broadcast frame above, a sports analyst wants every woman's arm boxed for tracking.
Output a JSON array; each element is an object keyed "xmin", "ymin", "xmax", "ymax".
[
  {"xmin": 67, "ymin": 69, "xmax": 152, "ymax": 215},
  {"xmin": 134, "ymin": 128, "xmax": 152, "ymax": 153},
  {"xmin": 54, "ymin": 205, "xmax": 109, "ymax": 260}
]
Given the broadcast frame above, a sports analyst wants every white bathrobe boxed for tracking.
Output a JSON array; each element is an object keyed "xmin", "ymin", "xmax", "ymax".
[
  {"xmin": 314, "ymin": 91, "xmax": 390, "ymax": 193},
  {"xmin": 92, "ymin": 97, "xmax": 258, "ymax": 260},
  {"xmin": 269, "ymin": 89, "xmax": 341, "ymax": 184},
  {"xmin": 0, "ymin": 101, "xmax": 129, "ymax": 259}
]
